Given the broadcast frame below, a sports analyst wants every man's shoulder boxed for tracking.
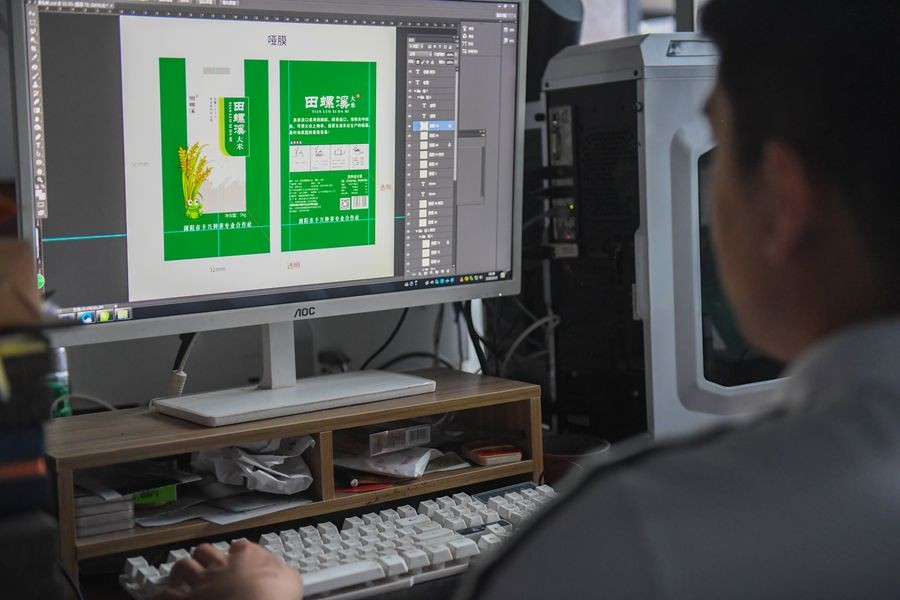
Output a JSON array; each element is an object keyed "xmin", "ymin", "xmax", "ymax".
[{"xmin": 463, "ymin": 383, "xmax": 900, "ymax": 599}]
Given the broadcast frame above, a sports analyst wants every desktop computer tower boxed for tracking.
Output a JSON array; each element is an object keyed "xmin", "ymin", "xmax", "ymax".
[{"xmin": 541, "ymin": 34, "xmax": 779, "ymax": 441}]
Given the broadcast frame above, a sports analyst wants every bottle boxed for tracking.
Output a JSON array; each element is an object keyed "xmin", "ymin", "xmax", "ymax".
[{"xmin": 48, "ymin": 346, "xmax": 72, "ymax": 418}]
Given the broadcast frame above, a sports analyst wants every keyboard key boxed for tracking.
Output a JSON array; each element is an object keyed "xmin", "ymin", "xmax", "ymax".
[
  {"xmin": 414, "ymin": 521, "xmax": 441, "ymax": 534},
  {"xmin": 413, "ymin": 527, "xmax": 457, "ymax": 545},
  {"xmin": 166, "ymin": 549, "xmax": 191, "ymax": 564},
  {"xmin": 418, "ymin": 499, "xmax": 439, "ymax": 517},
  {"xmin": 488, "ymin": 496, "xmax": 508, "ymax": 511},
  {"xmin": 377, "ymin": 553, "xmax": 409, "ymax": 577},
  {"xmin": 462, "ymin": 513, "xmax": 484, "ymax": 528},
  {"xmin": 424, "ymin": 544, "xmax": 453, "ymax": 566},
  {"xmin": 135, "ymin": 566, "xmax": 159, "ymax": 585},
  {"xmin": 444, "ymin": 516, "xmax": 467, "ymax": 531},
  {"xmin": 401, "ymin": 548, "xmax": 430, "ymax": 570},
  {"xmin": 395, "ymin": 513, "xmax": 430, "ymax": 527},
  {"xmin": 536, "ymin": 484, "xmax": 556, "ymax": 497},
  {"xmin": 124, "ymin": 557, "xmax": 149, "ymax": 578},
  {"xmin": 380, "ymin": 509, "xmax": 400, "ymax": 522},
  {"xmin": 431, "ymin": 509, "xmax": 451, "ymax": 526},
  {"xmin": 343, "ymin": 516, "xmax": 364, "ymax": 531},
  {"xmin": 397, "ymin": 505, "xmax": 417, "ymax": 519},
  {"xmin": 300, "ymin": 526, "xmax": 319, "ymax": 538},
  {"xmin": 447, "ymin": 537, "xmax": 480, "ymax": 560},
  {"xmin": 318, "ymin": 522, "xmax": 339, "ymax": 536},
  {"xmin": 522, "ymin": 488, "xmax": 541, "ymax": 501},
  {"xmin": 362, "ymin": 513, "xmax": 381, "ymax": 526},
  {"xmin": 376, "ymin": 521, "xmax": 396, "ymax": 533},
  {"xmin": 478, "ymin": 533, "xmax": 503, "ymax": 552},
  {"xmin": 506, "ymin": 510, "xmax": 526, "ymax": 525}
]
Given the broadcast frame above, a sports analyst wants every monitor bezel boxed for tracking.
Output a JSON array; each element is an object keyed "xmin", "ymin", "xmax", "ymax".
[{"xmin": 10, "ymin": 0, "xmax": 528, "ymax": 346}]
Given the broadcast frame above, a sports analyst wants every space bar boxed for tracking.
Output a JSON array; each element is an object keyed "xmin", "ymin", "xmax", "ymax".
[{"xmin": 301, "ymin": 561, "xmax": 386, "ymax": 596}]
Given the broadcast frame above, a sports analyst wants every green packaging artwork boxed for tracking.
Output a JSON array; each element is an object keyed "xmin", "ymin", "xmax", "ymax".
[
  {"xmin": 159, "ymin": 58, "xmax": 271, "ymax": 261},
  {"xmin": 280, "ymin": 60, "xmax": 377, "ymax": 252}
]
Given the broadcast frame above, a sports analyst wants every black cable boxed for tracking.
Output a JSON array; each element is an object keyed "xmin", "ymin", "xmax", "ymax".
[
  {"xmin": 538, "ymin": 459, "xmax": 584, "ymax": 486},
  {"xmin": 461, "ymin": 301, "xmax": 489, "ymax": 375},
  {"xmin": 58, "ymin": 561, "xmax": 85, "ymax": 600},
  {"xmin": 172, "ymin": 332, "xmax": 198, "ymax": 371},
  {"xmin": 377, "ymin": 352, "xmax": 455, "ymax": 371},
  {"xmin": 361, "ymin": 308, "xmax": 408, "ymax": 370}
]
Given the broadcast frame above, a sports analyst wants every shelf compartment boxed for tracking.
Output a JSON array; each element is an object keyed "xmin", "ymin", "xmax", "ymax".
[{"xmin": 75, "ymin": 461, "xmax": 533, "ymax": 560}]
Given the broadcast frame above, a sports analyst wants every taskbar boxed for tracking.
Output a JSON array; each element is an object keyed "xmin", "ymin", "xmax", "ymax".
[
  {"xmin": 53, "ymin": 269, "xmax": 512, "ymax": 325},
  {"xmin": 403, "ymin": 270, "xmax": 511, "ymax": 289}
]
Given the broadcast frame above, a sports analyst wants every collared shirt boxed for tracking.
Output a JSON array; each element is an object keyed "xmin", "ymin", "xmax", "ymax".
[{"xmin": 459, "ymin": 317, "xmax": 900, "ymax": 599}]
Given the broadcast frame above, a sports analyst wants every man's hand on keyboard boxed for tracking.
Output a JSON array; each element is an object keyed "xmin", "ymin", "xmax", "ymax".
[{"xmin": 155, "ymin": 540, "xmax": 303, "ymax": 600}]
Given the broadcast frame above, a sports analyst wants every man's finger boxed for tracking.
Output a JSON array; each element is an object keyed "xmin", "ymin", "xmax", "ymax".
[
  {"xmin": 152, "ymin": 583, "xmax": 191, "ymax": 600},
  {"xmin": 228, "ymin": 539, "xmax": 254, "ymax": 555},
  {"xmin": 192, "ymin": 543, "xmax": 228, "ymax": 569},
  {"xmin": 169, "ymin": 556, "xmax": 206, "ymax": 587}
]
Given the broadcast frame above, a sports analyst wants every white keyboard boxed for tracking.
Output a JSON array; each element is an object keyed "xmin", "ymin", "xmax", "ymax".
[{"xmin": 120, "ymin": 483, "xmax": 556, "ymax": 599}]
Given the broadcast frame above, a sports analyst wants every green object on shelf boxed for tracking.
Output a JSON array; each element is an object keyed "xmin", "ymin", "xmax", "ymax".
[
  {"xmin": 133, "ymin": 485, "xmax": 178, "ymax": 506},
  {"xmin": 48, "ymin": 346, "xmax": 72, "ymax": 418}
]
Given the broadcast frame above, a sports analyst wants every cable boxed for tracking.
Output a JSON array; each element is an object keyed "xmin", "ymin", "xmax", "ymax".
[
  {"xmin": 58, "ymin": 561, "xmax": 85, "ymax": 600},
  {"xmin": 460, "ymin": 301, "xmax": 489, "ymax": 375},
  {"xmin": 172, "ymin": 332, "xmax": 199, "ymax": 371},
  {"xmin": 454, "ymin": 304, "xmax": 466, "ymax": 371},
  {"xmin": 432, "ymin": 303, "xmax": 445, "ymax": 368},
  {"xmin": 50, "ymin": 393, "xmax": 116, "ymax": 416},
  {"xmin": 499, "ymin": 314, "xmax": 561, "ymax": 377},
  {"xmin": 377, "ymin": 352, "xmax": 456, "ymax": 371},
  {"xmin": 360, "ymin": 308, "xmax": 408, "ymax": 370},
  {"xmin": 523, "ymin": 210, "xmax": 552, "ymax": 231},
  {"xmin": 538, "ymin": 459, "xmax": 584, "ymax": 486}
]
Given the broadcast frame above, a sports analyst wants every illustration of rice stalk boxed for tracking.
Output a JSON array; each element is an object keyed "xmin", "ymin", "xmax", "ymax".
[{"xmin": 178, "ymin": 142, "xmax": 213, "ymax": 220}]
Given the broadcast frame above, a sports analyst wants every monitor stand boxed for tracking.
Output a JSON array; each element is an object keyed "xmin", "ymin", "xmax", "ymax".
[{"xmin": 151, "ymin": 322, "xmax": 437, "ymax": 427}]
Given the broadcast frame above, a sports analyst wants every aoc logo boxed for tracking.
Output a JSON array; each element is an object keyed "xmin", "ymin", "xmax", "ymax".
[{"xmin": 293, "ymin": 306, "xmax": 316, "ymax": 318}]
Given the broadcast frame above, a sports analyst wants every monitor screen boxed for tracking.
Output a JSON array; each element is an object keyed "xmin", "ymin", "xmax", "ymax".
[
  {"xmin": 697, "ymin": 149, "xmax": 783, "ymax": 387},
  {"xmin": 13, "ymin": 0, "xmax": 523, "ymax": 336}
]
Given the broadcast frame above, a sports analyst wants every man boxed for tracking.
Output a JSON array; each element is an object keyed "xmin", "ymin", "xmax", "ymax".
[{"xmin": 160, "ymin": 0, "xmax": 900, "ymax": 597}]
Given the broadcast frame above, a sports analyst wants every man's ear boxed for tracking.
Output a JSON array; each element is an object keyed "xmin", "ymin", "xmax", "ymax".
[{"xmin": 760, "ymin": 141, "xmax": 820, "ymax": 262}]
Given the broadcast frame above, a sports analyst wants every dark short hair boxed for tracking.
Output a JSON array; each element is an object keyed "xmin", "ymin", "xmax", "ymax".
[{"xmin": 701, "ymin": 0, "xmax": 900, "ymax": 278}]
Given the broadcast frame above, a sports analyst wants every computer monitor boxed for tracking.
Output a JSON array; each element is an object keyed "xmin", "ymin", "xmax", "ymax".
[
  {"xmin": 9, "ymin": 0, "xmax": 526, "ymax": 412},
  {"xmin": 542, "ymin": 34, "xmax": 784, "ymax": 439}
]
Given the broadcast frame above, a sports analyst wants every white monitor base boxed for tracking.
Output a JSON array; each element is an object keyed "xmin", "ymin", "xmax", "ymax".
[{"xmin": 152, "ymin": 370, "xmax": 436, "ymax": 427}]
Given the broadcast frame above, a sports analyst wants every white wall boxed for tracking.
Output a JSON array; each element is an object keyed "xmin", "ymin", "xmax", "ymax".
[{"xmin": 581, "ymin": 0, "xmax": 631, "ymax": 44}]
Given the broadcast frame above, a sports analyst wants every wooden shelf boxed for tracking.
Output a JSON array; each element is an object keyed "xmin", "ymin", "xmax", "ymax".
[
  {"xmin": 45, "ymin": 369, "xmax": 542, "ymax": 592},
  {"xmin": 46, "ymin": 370, "xmax": 538, "ymax": 470}
]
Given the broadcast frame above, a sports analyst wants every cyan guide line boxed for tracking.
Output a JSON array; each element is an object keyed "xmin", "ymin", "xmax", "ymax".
[{"xmin": 44, "ymin": 234, "xmax": 128, "ymax": 242}]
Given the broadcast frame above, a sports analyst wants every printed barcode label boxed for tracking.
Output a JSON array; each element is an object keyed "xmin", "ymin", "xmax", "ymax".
[
  {"xmin": 406, "ymin": 427, "xmax": 430, "ymax": 445},
  {"xmin": 352, "ymin": 195, "xmax": 368, "ymax": 210}
]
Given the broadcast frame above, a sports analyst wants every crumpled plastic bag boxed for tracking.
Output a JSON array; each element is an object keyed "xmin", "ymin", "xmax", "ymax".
[
  {"xmin": 334, "ymin": 447, "xmax": 442, "ymax": 479},
  {"xmin": 191, "ymin": 436, "xmax": 315, "ymax": 495}
]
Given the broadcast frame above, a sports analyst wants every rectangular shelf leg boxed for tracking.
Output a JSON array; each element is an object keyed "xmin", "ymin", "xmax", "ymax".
[
  {"xmin": 310, "ymin": 431, "xmax": 335, "ymax": 501},
  {"xmin": 56, "ymin": 466, "xmax": 79, "ymax": 600},
  {"xmin": 529, "ymin": 396, "xmax": 544, "ymax": 483}
]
